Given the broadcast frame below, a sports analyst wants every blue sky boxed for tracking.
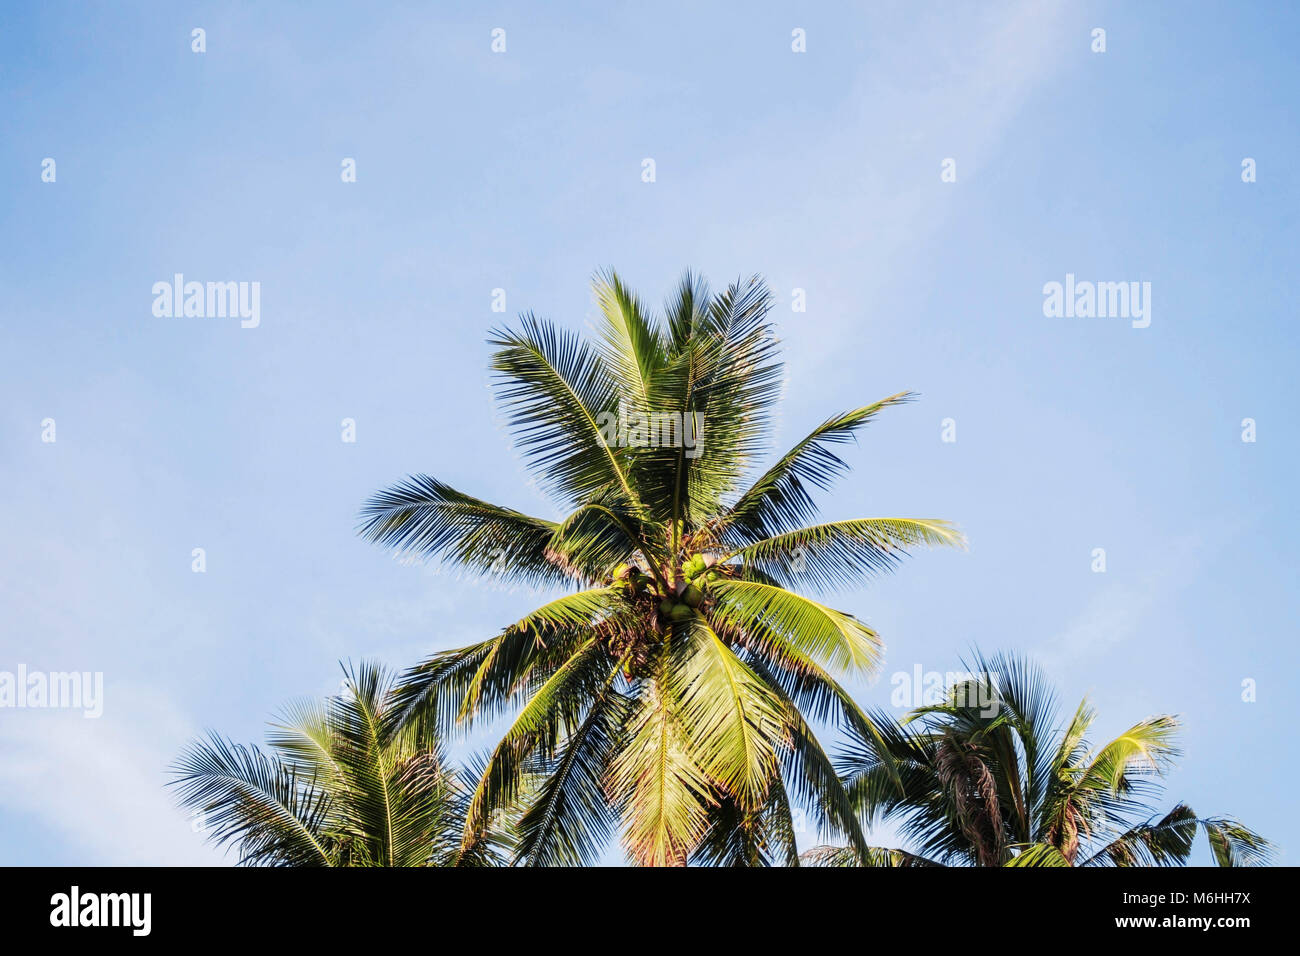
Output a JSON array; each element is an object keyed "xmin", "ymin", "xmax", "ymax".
[{"xmin": 1, "ymin": 1, "xmax": 1296, "ymax": 865}]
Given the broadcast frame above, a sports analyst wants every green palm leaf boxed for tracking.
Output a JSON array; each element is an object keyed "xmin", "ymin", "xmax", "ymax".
[
  {"xmin": 462, "ymin": 639, "xmax": 613, "ymax": 842},
  {"xmin": 516, "ymin": 658, "xmax": 631, "ymax": 866},
  {"xmin": 491, "ymin": 315, "xmax": 642, "ymax": 510},
  {"xmin": 357, "ymin": 476, "xmax": 568, "ymax": 587},
  {"xmin": 719, "ymin": 394, "xmax": 914, "ymax": 544},
  {"xmin": 710, "ymin": 578, "xmax": 882, "ymax": 673},
  {"xmin": 725, "ymin": 518, "xmax": 966, "ymax": 593},
  {"xmin": 610, "ymin": 643, "xmax": 716, "ymax": 866},
  {"xmin": 593, "ymin": 268, "xmax": 666, "ymax": 406},
  {"xmin": 672, "ymin": 619, "xmax": 789, "ymax": 807},
  {"xmin": 171, "ymin": 733, "xmax": 335, "ymax": 866},
  {"xmin": 172, "ymin": 662, "xmax": 508, "ymax": 867}
]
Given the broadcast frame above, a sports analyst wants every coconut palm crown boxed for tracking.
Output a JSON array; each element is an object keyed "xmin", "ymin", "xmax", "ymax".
[
  {"xmin": 358, "ymin": 270, "xmax": 965, "ymax": 865},
  {"xmin": 808, "ymin": 650, "xmax": 1272, "ymax": 867}
]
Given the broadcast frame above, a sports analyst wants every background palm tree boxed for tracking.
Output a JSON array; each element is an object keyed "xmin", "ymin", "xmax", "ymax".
[
  {"xmin": 807, "ymin": 650, "xmax": 1272, "ymax": 867},
  {"xmin": 171, "ymin": 662, "xmax": 509, "ymax": 866},
  {"xmin": 358, "ymin": 270, "xmax": 965, "ymax": 866}
]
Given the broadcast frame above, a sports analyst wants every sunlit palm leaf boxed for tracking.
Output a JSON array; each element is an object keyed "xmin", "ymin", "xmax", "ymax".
[
  {"xmin": 593, "ymin": 268, "xmax": 666, "ymax": 407},
  {"xmin": 611, "ymin": 644, "xmax": 716, "ymax": 866},
  {"xmin": 710, "ymin": 578, "xmax": 882, "ymax": 673},
  {"xmin": 719, "ymin": 394, "xmax": 914, "ymax": 544},
  {"xmin": 391, "ymin": 627, "xmax": 586, "ymax": 735},
  {"xmin": 667, "ymin": 276, "xmax": 784, "ymax": 519},
  {"xmin": 1076, "ymin": 716, "xmax": 1181, "ymax": 794},
  {"xmin": 1005, "ymin": 843, "xmax": 1071, "ymax": 867},
  {"xmin": 725, "ymin": 518, "xmax": 966, "ymax": 593},
  {"xmin": 672, "ymin": 619, "xmax": 789, "ymax": 807}
]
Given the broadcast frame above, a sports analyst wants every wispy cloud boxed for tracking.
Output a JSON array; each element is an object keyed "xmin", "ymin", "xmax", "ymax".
[
  {"xmin": 0, "ymin": 687, "xmax": 222, "ymax": 865},
  {"xmin": 1037, "ymin": 532, "xmax": 1209, "ymax": 675}
]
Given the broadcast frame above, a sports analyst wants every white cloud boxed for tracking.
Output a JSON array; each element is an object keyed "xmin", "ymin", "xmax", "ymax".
[{"xmin": 0, "ymin": 686, "xmax": 224, "ymax": 865}]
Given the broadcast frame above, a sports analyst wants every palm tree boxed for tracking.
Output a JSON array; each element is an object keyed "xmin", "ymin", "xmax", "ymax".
[
  {"xmin": 357, "ymin": 270, "xmax": 965, "ymax": 865},
  {"xmin": 171, "ymin": 662, "xmax": 509, "ymax": 866},
  {"xmin": 807, "ymin": 650, "xmax": 1272, "ymax": 867}
]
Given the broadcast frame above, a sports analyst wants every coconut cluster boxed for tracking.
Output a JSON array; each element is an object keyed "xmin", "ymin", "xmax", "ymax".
[
  {"xmin": 614, "ymin": 552, "xmax": 723, "ymax": 626},
  {"xmin": 603, "ymin": 551, "xmax": 729, "ymax": 678}
]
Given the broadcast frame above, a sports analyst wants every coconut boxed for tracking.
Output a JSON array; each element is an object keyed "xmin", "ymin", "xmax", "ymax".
[
  {"xmin": 613, "ymin": 563, "xmax": 630, "ymax": 580},
  {"xmin": 669, "ymin": 603, "xmax": 695, "ymax": 622},
  {"xmin": 681, "ymin": 584, "xmax": 704, "ymax": 608}
]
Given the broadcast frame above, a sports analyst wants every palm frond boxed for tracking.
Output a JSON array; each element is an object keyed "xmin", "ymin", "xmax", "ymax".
[
  {"xmin": 691, "ymin": 779, "xmax": 799, "ymax": 867},
  {"xmin": 357, "ymin": 476, "xmax": 568, "ymax": 587},
  {"xmin": 743, "ymin": 654, "xmax": 871, "ymax": 862},
  {"xmin": 664, "ymin": 269, "xmax": 711, "ymax": 352},
  {"xmin": 462, "ymin": 639, "xmax": 614, "ymax": 842},
  {"xmin": 719, "ymin": 394, "xmax": 914, "ymax": 543},
  {"xmin": 502, "ymin": 586, "xmax": 622, "ymax": 638},
  {"xmin": 390, "ymin": 627, "xmax": 584, "ymax": 735},
  {"xmin": 592, "ymin": 268, "xmax": 666, "ymax": 407},
  {"xmin": 516, "ymin": 661, "xmax": 630, "ymax": 867},
  {"xmin": 175, "ymin": 663, "xmax": 515, "ymax": 867},
  {"xmin": 610, "ymin": 641, "xmax": 716, "ymax": 866},
  {"xmin": 328, "ymin": 662, "xmax": 404, "ymax": 866},
  {"xmin": 170, "ymin": 733, "xmax": 334, "ymax": 866},
  {"xmin": 1005, "ymin": 843, "xmax": 1072, "ymax": 867},
  {"xmin": 661, "ymin": 276, "xmax": 784, "ymax": 520},
  {"xmin": 710, "ymin": 577, "xmax": 883, "ymax": 673},
  {"xmin": 1077, "ymin": 715, "xmax": 1182, "ymax": 794},
  {"xmin": 491, "ymin": 315, "xmax": 642, "ymax": 510},
  {"xmin": 1201, "ymin": 817, "xmax": 1274, "ymax": 867},
  {"xmin": 800, "ymin": 844, "xmax": 940, "ymax": 867},
  {"xmin": 547, "ymin": 496, "xmax": 649, "ymax": 580},
  {"xmin": 672, "ymin": 619, "xmax": 789, "ymax": 808},
  {"xmin": 725, "ymin": 518, "xmax": 966, "ymax": 593}
]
